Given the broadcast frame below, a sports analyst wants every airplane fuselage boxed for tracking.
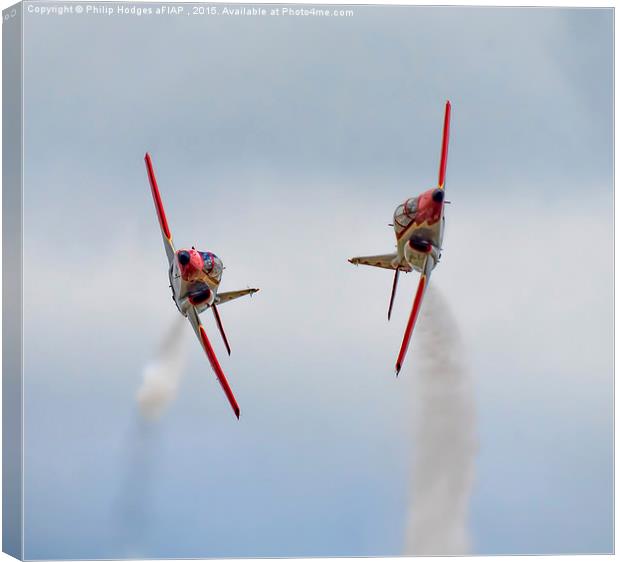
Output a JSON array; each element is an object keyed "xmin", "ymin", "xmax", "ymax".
[
  {"xmin": 169, "ymin": 247, "xmax": 223, "ymax": 315},
  {"xmin": 393, "ymin": 187, "xmax": 445, "ymax": 273}
]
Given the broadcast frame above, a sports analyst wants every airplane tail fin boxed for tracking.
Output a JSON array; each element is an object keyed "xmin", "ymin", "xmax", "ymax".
[
  {"xmin": 212, "ymin": 305, "xmax": 231, "ymax": 356},
  {"xmin": 388, "ymin": 269, "xmax": 400, "ymax": 321}
]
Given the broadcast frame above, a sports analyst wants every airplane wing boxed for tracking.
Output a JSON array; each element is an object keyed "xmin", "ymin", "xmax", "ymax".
[
  {"xmin": 144, "ymin": 152, "xmax": 176, "ymax": 265},
  {"xmin": 395, "ymin": 254, "xmax": 434, "ymax": 376},
  {"xmin": 437, "ymin": 100, "xmax": 451, "ymax": 191},
  {"xmin": 348, "ymin": 253, "xmax": 411, "ymax": 272},
  {"xmin": 215, "ymin": 288, "xmax": 260, "ymax": 305},
  {"xmin": 186, "ymin": 306, "xmax": 240, "ymax": 419}
]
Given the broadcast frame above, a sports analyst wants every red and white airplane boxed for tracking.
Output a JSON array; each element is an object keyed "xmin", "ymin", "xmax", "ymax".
[
  {"xmin": 349, "ymin": 101, "xmax": 451, "ymax": 375},
  {"xmin": 145, "ymin": 153, "xmax": 258, "ymax": 418}
]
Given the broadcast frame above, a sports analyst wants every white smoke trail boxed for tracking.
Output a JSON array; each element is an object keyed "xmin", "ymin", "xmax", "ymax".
[
  {"xmin": 404, "ymin": 286, "xmax": 477, "ymax": 555},
  {"xmin": 137, "ymin": 315, "xmax": 188, "ymax": 420},
  {"xmin": 115, "ymin": 417, "xmax": 160, "ymax": 556},
  {"xmin": 117, "ymin": 314, "xmax": 187, "ymax": 553}
]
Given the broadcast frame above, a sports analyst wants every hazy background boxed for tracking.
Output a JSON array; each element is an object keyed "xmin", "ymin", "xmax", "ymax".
[{"xmin": 20, "ymin": 4, "xmax": 612, "ymax": 558}]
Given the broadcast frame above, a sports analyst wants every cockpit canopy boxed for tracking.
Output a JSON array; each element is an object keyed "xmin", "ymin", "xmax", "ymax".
[
  {"xmin": 393, "ymin": 197, "xmax": 418, "ymax": 238},
  {"xmin": 200, "ymin": 251, "xmax": 223, "ymax": 282}
]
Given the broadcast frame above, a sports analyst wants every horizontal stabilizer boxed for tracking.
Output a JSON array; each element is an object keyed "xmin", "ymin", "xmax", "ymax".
[
  {"xmin": 349, "ymin": 253, "xmax": 411, "ymax": 272},
  {"xmin": 216, "ymin": 288, "xmax": 260, "ymax": 305}
]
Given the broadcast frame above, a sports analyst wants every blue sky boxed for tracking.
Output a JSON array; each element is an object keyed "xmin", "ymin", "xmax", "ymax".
[{"xmin": 18, "ymin": 4, "xmax": 613, "ymax": 558}]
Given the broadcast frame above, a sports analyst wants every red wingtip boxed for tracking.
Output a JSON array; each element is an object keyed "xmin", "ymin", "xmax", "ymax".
[{"xmin": 438, "ymin": 101, "xmax": 451, "ymax": 189}]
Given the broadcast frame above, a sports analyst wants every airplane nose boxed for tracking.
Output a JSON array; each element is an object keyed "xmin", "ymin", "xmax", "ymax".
[
  {"xmin": 432, "ymin": 188, "xmax": 445, "ymax": 203},
  {"xmin": 178, "ymin": 250, "xmax": 190, "ymax": 265}
]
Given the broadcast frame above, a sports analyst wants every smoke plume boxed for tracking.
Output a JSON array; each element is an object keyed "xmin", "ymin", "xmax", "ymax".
[
  {"xmin": 137, "ymin": 316, "xmax": 188, "ymax": 420},
  {"xmin": 115, "ymin": 417, "xmax": 160, "ymax": 556},
  {"xmin": 404, "ymin": 287, "xmax": 477, "ymax": 555}
]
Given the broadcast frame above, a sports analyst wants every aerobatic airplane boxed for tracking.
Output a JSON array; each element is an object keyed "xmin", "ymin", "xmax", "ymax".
[
  {"xmin": 349, "ymin": 101, "xmax": 451, "ymax": 375},
  {"xmin": 145, "ymin": 153, "xmax": 258, "ymax": 418}
]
